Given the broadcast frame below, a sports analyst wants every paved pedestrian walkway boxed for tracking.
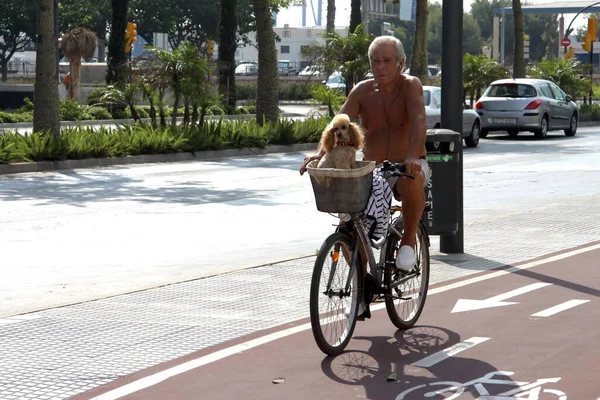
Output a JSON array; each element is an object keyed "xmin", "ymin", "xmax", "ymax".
[{"xmin": 1, "ymin": 194, "xmax": 599, "ymax": 400}]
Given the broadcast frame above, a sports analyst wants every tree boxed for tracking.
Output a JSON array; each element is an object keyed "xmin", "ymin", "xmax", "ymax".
[
  {"xmin": 410, "ymin": 0, "xmax": 429, "ymax": 82},
  {"xmin": 61, "ymin": 27, "xmax": 97, "ymax": 101},
  {"xmin": 302, "ymin": 24, "xmax": 372, "ymax": 95},
  {"xmin": 107, "ymin": 0, "xmax": 129, "ymax": 84},
  {"xmin": 253, "ymin": 0, "xmax": 279, "ymax": 125},
  {"xmin": 349, "ymin": 0, "xmax": 362, "ymax": 34},
  {"xmin": 33, "ymin": 0, "xmax": 60, "ymax": 137},
  {"xmin": 512, "ymin": 0, "xmax": 525, "ymax": 78},
  {"xmin": 129, "ymin": 0, "xmax": 219, "ymax": 49},
  {"xmin": 59, "ymin": 0, "xmax": 111, "ymax": 61},
  {"xmin": 326, "ymin": 0, "xmax": 335, "ymax": 34},
  {"xmin": 218, "ymin": 0, "xmax": 238, "ymax": 111},
  {"xmin": 0, "ymin": 0, "xmax": 37, "ymax": 82}
]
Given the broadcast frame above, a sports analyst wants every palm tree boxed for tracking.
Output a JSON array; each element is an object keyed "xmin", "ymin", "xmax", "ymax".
[
  {"xmin": 410, "ymin": 0, "xmax": 429, "ymax": 83},
  {"xmin": 512, "ymin": 0, "xmax": 525, "ymax": 78},
  {"xmin": 33, "ymin": 0, "xmax": 60, "ymax": 137},
  {"xmin": 349, "ymin": 0, "xmax": 361, "ymax": 34},
  {"xmin": 107, "ymin": 0, "xmax": 129, "ymax": 84},
  {"xmin": 61, "ymin": 28, "xmax": 97, "ymax": 101},
  {"xmin": 326, "ymin": 0, "xmax": 335, "ymax": 34},
  {"xmin": 252, "ymin": 0, "xmax": 279, "ymax": 125},
  {"xmin": 218, "ymin": 0, "xmax": 237, "ymax": 111}
]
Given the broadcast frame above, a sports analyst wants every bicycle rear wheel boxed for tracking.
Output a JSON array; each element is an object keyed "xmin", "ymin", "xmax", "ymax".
[
  {"xmin": 384, "ymin": 218, "xmax": 430, "ymax": 329},
  {"xmin": 310, "ymin": 232, "xmax": 359, "ymax": 356}
]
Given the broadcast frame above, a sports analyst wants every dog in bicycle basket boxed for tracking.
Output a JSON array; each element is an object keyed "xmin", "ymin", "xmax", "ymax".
[{"xmin": 317, "ymin": 114, "xmax": 364, "ymax": 170}]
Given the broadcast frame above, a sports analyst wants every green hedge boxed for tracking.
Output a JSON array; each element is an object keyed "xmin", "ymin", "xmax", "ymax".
[
  {"xmin": 236, "ymin": 82, "xmax": 318, "ymax": 101},
  {"xmin": 0, "ymin": 117, "xmax": 327, "ymax": 164}
]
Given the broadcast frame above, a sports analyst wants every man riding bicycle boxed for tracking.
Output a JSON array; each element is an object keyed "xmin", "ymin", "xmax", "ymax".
[{"xmin": 300, "ymin": 35, "xmax": 430, "ymax": 272}]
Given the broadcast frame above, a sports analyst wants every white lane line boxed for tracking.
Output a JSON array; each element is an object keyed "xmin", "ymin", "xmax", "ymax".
[
  {"xmin": 91, "ymin": 322, "xmax": 311, "ymax": 400},
  {"xmin": 91, "ymin": 241, "xmax": 600, "ymax": 400},
  {"xmin": 531, "ymin": 299, "xmax": 591, "ymax": 317},
  {"xmin": 411, "ymin": 337, "xmax": 491, "ymax": 368}
]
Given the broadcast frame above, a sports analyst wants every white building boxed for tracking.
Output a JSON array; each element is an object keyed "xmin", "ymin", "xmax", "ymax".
[{"xmin": 235, "ymin": 25, "xmax": 349, "ymax": 69}]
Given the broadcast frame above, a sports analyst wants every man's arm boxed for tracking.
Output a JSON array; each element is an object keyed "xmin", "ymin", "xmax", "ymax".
[
  {"xmin": 338, "ymin": 83, "xmax": 362, "ymax": 122},
  {"xmin": 404, "ymin": 77, "xmax": 427, "ymax": 160},
  {"xmin": 299, "ymin": 83, "xmax": 363, "ymax": 175}
]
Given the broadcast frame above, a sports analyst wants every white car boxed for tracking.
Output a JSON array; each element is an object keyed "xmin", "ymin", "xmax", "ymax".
[
  {"xmin": 323, "ymin": 72, "xmax": 346, "ymax": 91},
  {"xmin": 299, "ymin": 65, "xmax": 324, "ymax": 77},
  {"xmin": 423, "ymin": 86, "xmax": 481, "ymax": 148}
]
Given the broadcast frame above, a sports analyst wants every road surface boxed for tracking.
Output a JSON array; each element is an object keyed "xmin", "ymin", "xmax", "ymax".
[{"xmin": 77, "ymin": 243, "xmax": 600, "ymax": 400}]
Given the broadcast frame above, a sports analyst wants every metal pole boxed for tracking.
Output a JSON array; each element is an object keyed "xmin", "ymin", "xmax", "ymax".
[
  {"xmin": 500, "ymin": 0, "xmax": 505, "ymax": 65},
  {"xmin": 54, "ymin": 0, "xmax": 59, "ymax": 83},
  {"xmin": 440, "ymin": 0, "xmax": 464, "ymax": 253}
]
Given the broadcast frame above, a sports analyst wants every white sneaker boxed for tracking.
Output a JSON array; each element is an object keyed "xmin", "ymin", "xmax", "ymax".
[{"xmin": 395, "ymin": 245, "xmax": 416, "ymax": 272}]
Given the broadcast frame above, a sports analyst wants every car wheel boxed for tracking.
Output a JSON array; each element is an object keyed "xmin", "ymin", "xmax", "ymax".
[
  {"xmin": 464, "ymin": 119, "xmax": 480, "ymax": 148},
  {"xmin": 564, "ymin": 113, "xmax": 578, "ymax": 137},
  {"xmin": 534, "ymin": 115, "xmax": 549, "ymax": 139},
  {"xmin": 508, "ymin": 129, "xmax": 519, "ymax": 137},
  {"xmin": 480, "ymin": 128, "xmax": 489, "ymax": 138}
]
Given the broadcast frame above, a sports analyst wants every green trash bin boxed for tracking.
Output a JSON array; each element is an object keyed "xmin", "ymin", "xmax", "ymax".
[{"xmin": 423, "ymin": 129, "xmax": 462, "ymax": 235}]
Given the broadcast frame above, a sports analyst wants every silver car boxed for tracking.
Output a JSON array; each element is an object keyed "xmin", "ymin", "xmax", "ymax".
[
  {"xmin": 475, "ymin": 78, "xmax": 579, "ymax": 139},
  {"xmin": 424, "ymin": 86, "xmax": 481, "ymax": 148}
]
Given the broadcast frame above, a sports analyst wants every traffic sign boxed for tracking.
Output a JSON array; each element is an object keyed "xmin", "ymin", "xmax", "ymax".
[{"xmin": 561, "ymin": 37, "xmax": 571, "ymax": 47}]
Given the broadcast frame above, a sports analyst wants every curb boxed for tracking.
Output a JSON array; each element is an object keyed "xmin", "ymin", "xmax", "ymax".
[
  {"xmin": 0, "ymin": 143, "xmax": 318, "ymax": 175},
  {"xmin": 0, "ymin": 112, "xmax": 306, "ymax": 131}
]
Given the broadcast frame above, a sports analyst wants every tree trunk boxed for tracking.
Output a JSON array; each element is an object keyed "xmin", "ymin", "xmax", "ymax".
[
  {"xmin": 218, "ymin": 0, "xmax": 237, "ymax": 111},
  {"xmin": 349, "ymin": 0, "xmax": 362, "ymax": 35},
  {"xmin": 69, "ymin": 59, "xmax": 81, "ymax": 101},
  {"xmin": 171, "ymin": 89, "xmax": 181, "ymax": 126},
  {"xmin": 107, "ymin": 0, "xmax": 129, "ymax": 84},
  {"xmin": 326, "ymin": 0, "xmax": 335, "ymax": 34},
  {"xmin": 1, "ymin": 61, "xmax": 7, "ymax": 82},
  {"xmin": 253, "ymin": 0, "xmax": 279, "ymax": 125},
  {"xmin": 512, "ymin": 0, "xmax": 525, "ymax": 78},
  {"xmin": 410, "ymin": 0, "xmax": 429, "ymax": 83},
  {"xmin": 33, "ymin": 0, "xmax": 60, "ymax": 137}
]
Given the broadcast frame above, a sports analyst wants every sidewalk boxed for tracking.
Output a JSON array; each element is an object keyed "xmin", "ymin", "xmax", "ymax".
[{"xmin": 1, "ymin": 193, "xmax": 599, "ymax": 400}]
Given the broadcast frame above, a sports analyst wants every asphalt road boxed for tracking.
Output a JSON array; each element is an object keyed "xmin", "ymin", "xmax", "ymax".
[
  {"xmin": 1, "ymin": 127, "xmax": 599, "ymax": 317},
  {"xmin": 77, "ymin": 244, "xmax": 600, "ymax": 400}
]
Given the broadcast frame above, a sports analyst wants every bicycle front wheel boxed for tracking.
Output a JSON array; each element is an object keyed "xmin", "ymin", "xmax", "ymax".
[
  {"xmin": 310, "ymin": 232, "xmax": 359, "ymax": 356},
  {"xmin": 384, "ymin": 219, "xmax": 430, "ymax": 329}
]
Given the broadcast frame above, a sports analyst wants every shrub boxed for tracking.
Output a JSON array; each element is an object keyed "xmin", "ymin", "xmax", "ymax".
[
  {"xmin": 87, "ymin": 88, "xmax": 106, "ymax": 106},
  {"xmin": 60, "ymin": 99, "xmax": 86, "ymax": 121},
  {"xmin": 84, "ymin": 106, "xmax": 113, "ymax": 120}
]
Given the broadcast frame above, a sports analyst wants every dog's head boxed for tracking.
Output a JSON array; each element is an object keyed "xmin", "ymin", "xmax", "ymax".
[{"xmin": 320, "ymin": 114, "xmax": 364, "ymax": 152}]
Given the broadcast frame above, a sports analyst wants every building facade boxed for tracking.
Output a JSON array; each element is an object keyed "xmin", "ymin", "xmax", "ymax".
[{"xmin": 235, "ymin": 25, "xmax": 349, "ymax": 69}]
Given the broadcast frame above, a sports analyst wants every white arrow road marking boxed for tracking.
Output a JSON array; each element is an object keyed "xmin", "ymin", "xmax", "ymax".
[
  {"xmin": 411, "ymin": 337, "xmax": 490, "ymax": 368},
  {"xmin": 451, "ymin": 282, "xmax": 553, "ymax": 313},
  {"xmin": 531, "ymin": 299, "xmax": 590, "ymax": 317}
]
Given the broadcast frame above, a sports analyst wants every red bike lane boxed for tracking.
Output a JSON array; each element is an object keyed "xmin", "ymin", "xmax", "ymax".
[{"xmin": 79, "ymin": 243, "xmax": 600, "ymax": 400}]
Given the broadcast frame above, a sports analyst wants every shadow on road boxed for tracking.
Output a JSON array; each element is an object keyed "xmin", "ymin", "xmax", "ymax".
[{"xmin": 319, "ymin": 325, "xmax": 521, "ymax": 399}]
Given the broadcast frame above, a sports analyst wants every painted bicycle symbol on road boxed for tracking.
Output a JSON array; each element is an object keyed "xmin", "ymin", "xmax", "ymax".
[{"xmin": 396, "ymin": 371, "xmax": 567, "ymax": 399}]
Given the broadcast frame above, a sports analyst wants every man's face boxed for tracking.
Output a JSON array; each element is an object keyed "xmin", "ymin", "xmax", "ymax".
[{"xmin": 370, "ymin": 43, "xmax": 403, "ymax": 86}]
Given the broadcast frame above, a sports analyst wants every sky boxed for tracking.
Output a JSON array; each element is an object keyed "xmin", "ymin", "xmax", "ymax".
[{"xmin": 275, "ymin": 0, "xmax": 587, "ymax": 33}]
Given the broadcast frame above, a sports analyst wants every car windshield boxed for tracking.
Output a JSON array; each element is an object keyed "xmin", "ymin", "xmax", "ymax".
[
  {"xmin": 327, "ymin": 75, "xmax": 344, "ymax": 84},
  {"xmin": 423, "ymin": 90, "xmax": 431, "ymax": 106},
  {"xmin": 487, "ymin": 83, "xmax": 537, "ymax": 98}
]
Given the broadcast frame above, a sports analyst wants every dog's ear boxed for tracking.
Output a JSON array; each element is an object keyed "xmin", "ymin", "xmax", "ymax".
[
  {"xmin": 319, "ymin": 124, "xmax": 336, "ymax": 152},
  {"xmin": 349, "ymin": 123, "xmax": 364, "ymax": 150}
]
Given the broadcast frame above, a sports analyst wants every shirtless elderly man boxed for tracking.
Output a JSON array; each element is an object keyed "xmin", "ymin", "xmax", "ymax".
[{"xmin": 300, "ymin": 35, "xmax": 430, "ymax": 271}]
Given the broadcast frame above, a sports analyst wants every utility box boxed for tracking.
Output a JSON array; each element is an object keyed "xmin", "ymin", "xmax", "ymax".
[{"xmin": 423, "ymin": 129, "xmax": 462, "ymax": 235}]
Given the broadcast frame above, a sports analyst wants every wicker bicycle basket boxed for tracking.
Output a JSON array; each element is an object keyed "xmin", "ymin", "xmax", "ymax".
[{"xmin": 306, "ymin": 160, "xmax": 376, "ymax": 213}]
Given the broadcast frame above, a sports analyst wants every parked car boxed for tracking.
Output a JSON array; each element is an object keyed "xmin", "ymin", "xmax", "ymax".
[
  {"xmin": 423, "ymin": 86, "xmax": 481, "ymax": 148},
  {"xmin": 474, "ymin": 78, "xmax": 579, "ymax": 139},
  {"xmin": 323, "ymin": 72, "xmax": 346, "ymax": 91},
  {"xmin": 278, "ymin": 60, "xmax": 300, "ymax": 76},
  {"xmin": 299, "ymin": 65, "xmax": 324, "ymax": 77},
  {"xmin": 235, "ymin": 62, "xmax": 258, "ymax": 76}
]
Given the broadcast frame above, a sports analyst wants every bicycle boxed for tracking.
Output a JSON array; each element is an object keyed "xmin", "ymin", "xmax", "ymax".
[{"xmin": 309, "ymin": 161, "xmax": 431, "ymax": 356}]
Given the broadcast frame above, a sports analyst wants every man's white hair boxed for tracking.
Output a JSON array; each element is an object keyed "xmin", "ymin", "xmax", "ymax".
[{"xmin": 368, "ymin": 36, "xmax": 406, "ymax": 65}]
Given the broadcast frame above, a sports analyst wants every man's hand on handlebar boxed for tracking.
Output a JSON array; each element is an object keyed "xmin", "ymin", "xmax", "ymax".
[{"xmin": 299, "ymin": 153, "xmax": 324, "ymax": 175}]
